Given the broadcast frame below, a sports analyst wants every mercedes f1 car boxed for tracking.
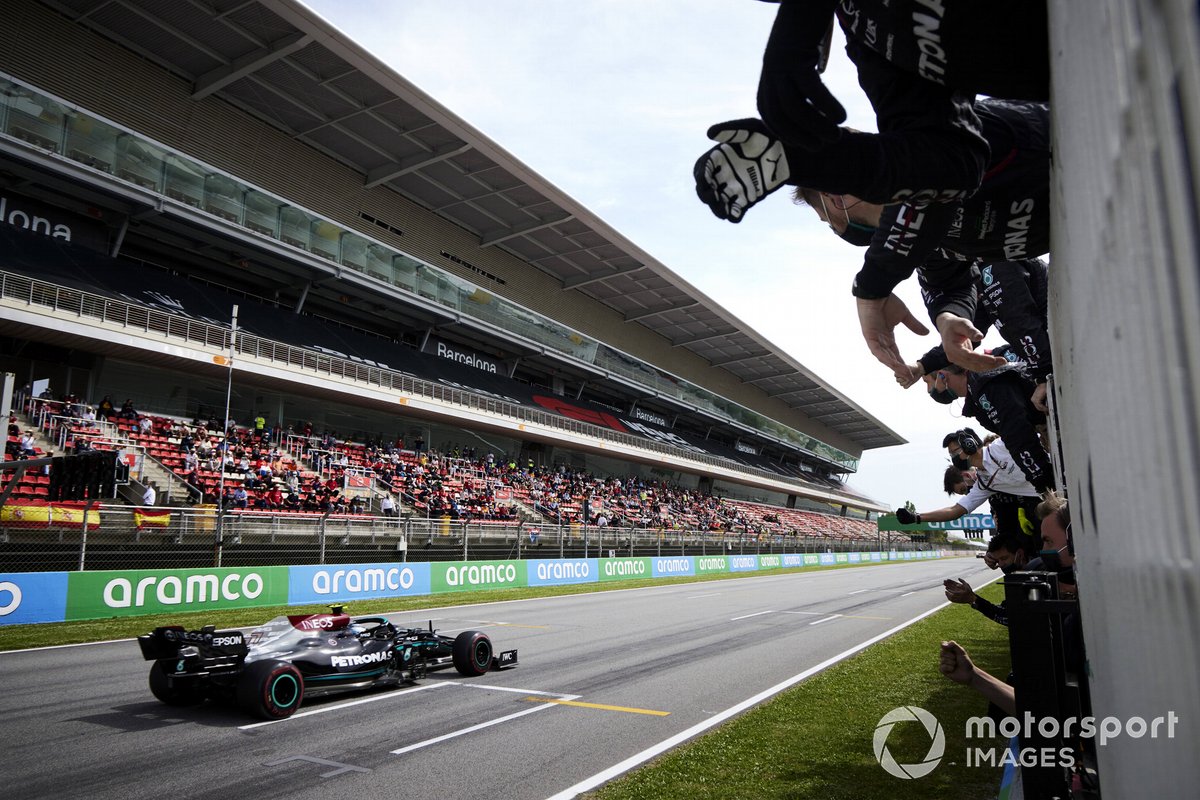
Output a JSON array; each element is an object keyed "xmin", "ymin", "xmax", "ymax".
[{"xmin": 138, "ymin": 608, "xmax": 517, "ymax": 719}]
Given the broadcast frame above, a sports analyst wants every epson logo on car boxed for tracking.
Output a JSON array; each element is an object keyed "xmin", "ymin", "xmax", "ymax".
[
  {"xmin": 332, "ymin": 650, "xmax": 391, "ymax": 668},
  {"xmin": 211, "ymin": 635, "xmax": 243, "ymax": 647},
  {"xmin": 536, "ymin": 561, "xmax": 589, "ymax": 580}
]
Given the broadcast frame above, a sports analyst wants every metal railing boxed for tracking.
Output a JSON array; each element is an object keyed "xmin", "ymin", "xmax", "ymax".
[{"xmin": 0, "ymin": 504, "xmax": 936, "ymax": 572}]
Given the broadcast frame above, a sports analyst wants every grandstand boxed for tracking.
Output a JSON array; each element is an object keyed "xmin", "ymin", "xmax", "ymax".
[{"xmin": 0, "ymin": 0, "xmax": 906, "ymax": 549}]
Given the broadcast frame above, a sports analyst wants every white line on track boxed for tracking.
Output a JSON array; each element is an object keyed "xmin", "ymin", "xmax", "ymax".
[
  {"xmin": 808, "ymin": 615, "xmax": 841, "ymax": 626},
  {"xmin": 729, "ymin": 610, "xmax": 775, "ymax": 621},
  {"xmin": 901, "ymin": 591, "xmax": 917, "ymax": 597},
  {"xmin": 238, "ymin": 681, "xmax": 449, "ymax": 730},
  {"xmin": 781, "ymin": 610, "xmax": 822, "ymax": 616},
  {"xmin": 391, "ymin": 693, "xmax": 582, "ymax": 755},
  {"xmin": 453, "ymin": 682, "xmax": 570, "ymax": 697},
  {"xmin": 543, "ymin": 581, "xmax": 1003, "ymax": 800},
  {"xmin": 687, "ymin": 593, "xmax": 721, "ymax": 599},
  {"xmin": 848, "ymin": 589, "xmax": 871, "ymax": 595}
]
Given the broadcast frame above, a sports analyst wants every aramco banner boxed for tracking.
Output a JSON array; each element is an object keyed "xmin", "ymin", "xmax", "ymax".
[
  {"xmin": 2, "ymin": 551, "xmax": 947, "ymax": 625},
  {"xmin": 877, "ymin": 513, "xmax": 995, "ymax": 533}
]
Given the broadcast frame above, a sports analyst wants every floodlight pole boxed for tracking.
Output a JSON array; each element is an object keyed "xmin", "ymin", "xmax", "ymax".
[{"xmin": 215, "ymin": 304, "xmax": 238, "ymax": 567}]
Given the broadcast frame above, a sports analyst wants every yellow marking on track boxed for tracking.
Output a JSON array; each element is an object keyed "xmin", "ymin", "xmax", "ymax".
[{"xmin": 524, "ymin": 697, "xmax": 670, "ymax": 716}]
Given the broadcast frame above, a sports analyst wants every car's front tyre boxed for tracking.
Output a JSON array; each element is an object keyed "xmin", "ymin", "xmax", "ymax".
[
  {"xmin": 452, "ymin": 630, "xmax": 493, "ymax": 676},
  {"xmin": 237, "ymin": 659, "xmax": 304, "ymax": 719}
]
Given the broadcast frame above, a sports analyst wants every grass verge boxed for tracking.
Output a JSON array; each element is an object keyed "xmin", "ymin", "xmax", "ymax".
[
  {"xmin": 586, "ymin": 581, "xmax": 1010, "ymax": 800},
  {"xmin": 0, "ymin": 559, "xmax": 950, "ymax": 652}
]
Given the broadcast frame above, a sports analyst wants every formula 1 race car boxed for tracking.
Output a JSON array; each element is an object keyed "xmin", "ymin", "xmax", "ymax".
[{"xmin": 138, "ymin": 608, "xmax": 517, "ymax": 719}]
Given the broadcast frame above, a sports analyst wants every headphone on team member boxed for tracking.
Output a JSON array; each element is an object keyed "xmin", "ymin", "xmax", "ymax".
[
  {"xmin": 957, "ymin": 428, "xmax": 982, "ymax": 454},
  {"xmin": 942, "ymin": 427, "xmax": 983, "ymax": 455}
]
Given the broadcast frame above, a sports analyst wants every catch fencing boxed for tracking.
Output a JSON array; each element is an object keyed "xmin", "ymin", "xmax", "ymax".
[{"xmin": 0, "ymin": 505, "xmax": 934, "ymax": 572}]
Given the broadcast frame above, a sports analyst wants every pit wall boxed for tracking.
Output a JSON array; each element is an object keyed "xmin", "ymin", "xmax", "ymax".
[{"xmin": 0, "ymin": 551, "xmax": 947, "ymax": 626}]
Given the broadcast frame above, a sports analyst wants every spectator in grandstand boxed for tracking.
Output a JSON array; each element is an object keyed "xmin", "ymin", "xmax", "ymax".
[
  {"xmin": 142, "ymin": 483, "xmax": 157, "ymax": 507},
  {"xmin": 138, "ymin": 415, "xmax": 153, "ymax": 435},
  {"xmin": 183, "ymin": 468, "xmax": 203, "ymax": 503},
  {"xmin": 38, "ymin": 385, "xmax": 55, "ymax": 400},
  {"xmin": 179, "ymin": 430, "xmax": 194, "ymax": 453},
  {"xmin": 96, "ymin": 396, "xmax": 115, "ymax": 420},
  {"xmin": 284, "ymin": 490, "xmax": 302, "ymax": 511},
  {"xmin": 253, "ymin": 412, "xmax": 266, "ymax": 435},
  {"xmin": 231, "ymin": 485, "xmax": 248, "ymax": 510},
  {"xmin": 118, "ymin": 399, "xmax": 138, "ymax": 420},
  {"xmin": 939, "ymin": 640, "xmax": 1016, "ymax": 716},
  {"xmin": 895, "ymin": 428, "xmax": 1045, "ymax": 543},
  {"xmin": 18, "ymin": 430, "xmax": 38, "ymax": 458},
  {"xmin": 380, "ymin": 492, "xmax": 397, "ymax": 518}
]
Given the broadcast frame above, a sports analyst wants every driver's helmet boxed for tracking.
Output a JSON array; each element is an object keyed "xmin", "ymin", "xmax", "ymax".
[{"xmin": 348, "ymin": 623, "xmax": 367, "ymax": 637}]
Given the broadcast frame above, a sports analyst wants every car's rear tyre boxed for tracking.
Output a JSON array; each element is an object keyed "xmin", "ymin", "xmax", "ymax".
[
  {"xmin": 237, "ymin": 659, "xmax": 304, "ymax": 719},
  {"xmin": 148, "ymin": 662, "xmax": 205, "ymax": 706},
  {"xmin": 452, "ymin": 630, "xmax": 493, "ymax": 676}
]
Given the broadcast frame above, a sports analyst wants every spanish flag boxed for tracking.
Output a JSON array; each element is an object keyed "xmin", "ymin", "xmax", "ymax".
[
  {"xmin": 0, "ymin": 502, "xmax": 100, "ymax": 528},
  {"xmin": 134, "ymin": 508, "xmax": 172, "ymax": 529},
  {"xmin": 52, "ymin": 504, "xmax": 101, "ymax": 528},
  {"xmin": 0, "ymin": 502, "xmax": 51, "ymax": 528}
]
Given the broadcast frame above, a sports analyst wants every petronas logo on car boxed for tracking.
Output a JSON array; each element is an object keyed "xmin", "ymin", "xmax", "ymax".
[{"xmin": 331, "ymin": 650, "xmax": 391, "ymax": 668}]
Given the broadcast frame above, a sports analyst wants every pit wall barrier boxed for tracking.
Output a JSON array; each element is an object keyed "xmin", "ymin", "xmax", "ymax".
[{"xmin": 0, "ymin": 550, "xmax": 946, "ymax": 626}]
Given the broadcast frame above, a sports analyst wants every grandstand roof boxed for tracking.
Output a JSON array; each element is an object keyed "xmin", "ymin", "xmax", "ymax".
[{"xmin": 39, "ymin": 0, "xmax": 905, "ymax": 452}]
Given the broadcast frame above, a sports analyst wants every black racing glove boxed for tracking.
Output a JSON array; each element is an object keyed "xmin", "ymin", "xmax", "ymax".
[
  {"xmin": 895, "ymin": 507, "xmax": 921, "ymax": 525},
  {"xmin": 693, "ymin": 119, "xmax": 790, "ymax": 223},
  {"xmin": 757, "ymin": 2, "xmax": 845, "ymax": 150}
]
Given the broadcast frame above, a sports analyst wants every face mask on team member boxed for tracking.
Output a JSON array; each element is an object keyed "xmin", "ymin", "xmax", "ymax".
[
  {"xmin": 951, "ymin": 453, "xmax": 973, "ymax": 471},
  {"xmin": 819, "ymin": 194, "xmax": 877, "ymax": 246},
  {"xmin": 1038, "ymin": 545, "xmax": 1068, "ymax": 571},
  {"xmin": 929, "ymin": 385, "xmax": 958, "ymax": 405},
  {"xmin": 837, "ymin": 220, "xmax": 878, "ymax": 246}
]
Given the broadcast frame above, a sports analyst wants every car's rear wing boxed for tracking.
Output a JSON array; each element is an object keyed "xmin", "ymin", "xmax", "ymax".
[{"xmin": 138, "ymin": 625, "xmax": 249, "ymax": 661}]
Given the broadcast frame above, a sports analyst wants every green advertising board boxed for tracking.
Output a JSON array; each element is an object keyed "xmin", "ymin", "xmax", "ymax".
[
  {"xmin": 757, "ymin": 554, "xmax": 783, "ymax": 570},
  {"xmin": 597, "ymin": 557, "xmax": 653, "ymax": 582},
  {"xmin": 803, "ymin": 554, "xmax": 820, "ymax": 566},
  {"xmin": 694, "ymin": 555, "xmax": 730, "ymax": 575},
  {"xmin": 66, "ymin": 566, "xmax": 288, "ymax": 620},
  {"xmin": 431, "ymin": 560, "xmax": 527, "ymax": 593}
]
